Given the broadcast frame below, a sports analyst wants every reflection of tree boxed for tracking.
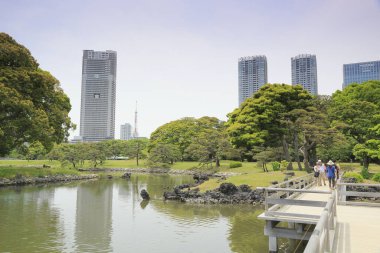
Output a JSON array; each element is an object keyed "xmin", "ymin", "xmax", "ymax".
[
  {"xmin": 75, "ymin": 180, "xmax": 113, "ymax": 252},
  {"xmin": 151, "ymin": 197, "xmax": 268, "ymax": 253},
  {"xmin": 0, "ymin": 186, "xmax": 61, "ymax": 252},
  {"xmin": 228, "ymin": 209, "xmax": 268, "ymax": 253},
  {"xmin": 118, "ymin": 173, "xmax": 194, "ymax": 200},
  {"xmin": 145, "ymin": 174, "xmax": 194, "ymax": 199}
]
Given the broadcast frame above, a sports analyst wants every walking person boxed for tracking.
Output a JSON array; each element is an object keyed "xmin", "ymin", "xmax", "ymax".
[
  {"xmin": 313, "ymin": 162, "xmax": 320, "ymax": 186},
  {"xmin": 326, "ymin": 160, "xmax": 336, "ymax": 189},
  {"xmin": 318, "ymin": 160, "xmax": 326, "ymax": 186}
]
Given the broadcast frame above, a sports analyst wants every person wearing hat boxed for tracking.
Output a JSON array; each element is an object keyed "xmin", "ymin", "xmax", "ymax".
[{"xmin": 326, "ymin": 160, "xmax": 336, "ymax": 189}]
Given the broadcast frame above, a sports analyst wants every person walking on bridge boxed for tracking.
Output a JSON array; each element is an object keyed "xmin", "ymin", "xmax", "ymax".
[
  {"xmin": 326, "ymin": 160, "xmax": 336, "ymax": 189},
  {"xmin": 318, "ymin": 160, "xmax": 326, "ymax": 186}
]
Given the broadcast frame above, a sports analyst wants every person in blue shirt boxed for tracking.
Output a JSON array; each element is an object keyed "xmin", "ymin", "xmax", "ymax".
[{"xmin": 326, "ymin": 160, "xmax": 336, "ymax": 189}]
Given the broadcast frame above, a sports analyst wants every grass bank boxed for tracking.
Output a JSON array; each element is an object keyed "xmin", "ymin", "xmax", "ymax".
[
  {"xmin": 0, "ymin": 166, "xmax": 81, "ymax": 178},
  {"xmin": 1, "ymin": 159, "xmax": 379, "ymax": 190}
]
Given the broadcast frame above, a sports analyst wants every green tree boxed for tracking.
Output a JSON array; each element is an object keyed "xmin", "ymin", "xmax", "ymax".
[
  {"xmin": 227, "ymin": 84, "xmax": 313, "ymax": 170},
  {"xmin": 252, "ymin": 147, "xmax": 282, "ymax": 172},
  {"xmin": 125, "ymin": 138, "xmax": 149, "ymax": 166},
  {"xmin": 25, "ymin": 141, "xmax": 46, "ymax": 160},
  {"xmin": 86, "ymin": 142, "xmax": 107, "ymax": 168},
  {"xmin": 284, "ymin": 107, "xmax": 331, "ymax": 172},
  {"xmin": 149, "ymin": 116, "xmax": 233, "ymax": 165},
  {"xmin": 102, "ymin": 139, "xmax": 127, "ymax": 159},
  {"xmin": 185, "ymin": 126, "xmax": 234, "ymax": 167},
  {"xmin": 149, "ymin": 117, "xmax": 199, "ymax": 159},
  {"xmin": 148, "ymin": 143, "xmax": 181, "ymax": 165},
  {"xmin": 0, "ymin": 33, "xmax": 74, "ymax": 155},
  {"xmin": 329, "ymin": 80, "xmax": 380, "ymax": 168}
]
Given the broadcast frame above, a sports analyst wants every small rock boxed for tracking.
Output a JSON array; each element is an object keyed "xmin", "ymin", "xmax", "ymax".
[
  {"xmin": 107, "ymin": 175, "xmax": 113, "ymax": 179},
  {"xmin": 140, "ymin": 189, "xmax": 150, "ymax": 200},
  {"xmin": 121, "ymin": 172, "xmax": 131, "ymax": 179},
  {"xmin": 193, "ymin": 173, "xmax": 209, "ymax": 182}
]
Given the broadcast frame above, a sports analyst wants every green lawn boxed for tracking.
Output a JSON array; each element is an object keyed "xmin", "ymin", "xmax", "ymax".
[
  {"xmin": 0, "ymin": 166, "xmax": 81, "ymax": 178},
  {"xmin": 0, "ymin": 160, "xmax": 60, "ymax": 167},
  {"xmin": 340, "ymin": 163, "xmax": 380, "ymax": 174},
  {"xmin": 1, "ymin": 159, "xmax": 379, "ymax": 189}
]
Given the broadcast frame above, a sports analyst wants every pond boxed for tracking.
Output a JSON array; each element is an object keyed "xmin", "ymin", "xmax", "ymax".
[{"xmin": 0, "ymin": 174, "xmax": 270, "ymax": 253}]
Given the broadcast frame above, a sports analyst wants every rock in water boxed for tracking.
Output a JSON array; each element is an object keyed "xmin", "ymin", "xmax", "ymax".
[
  {"xmin": 121, "ymin": 172, "xmax": 131, "ymax": 179},
  {"xmin": 140, "ymin": 189, "xmax": 150, "ymax": 200}
]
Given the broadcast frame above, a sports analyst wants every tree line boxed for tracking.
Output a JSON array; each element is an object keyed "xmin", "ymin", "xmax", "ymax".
[
  {"xmin": 226, "ymin": 82, "xmax": 380, "ymax": 172},
  {"xmin": 1, "ymin": 33, "xmax": 379, "ymax": 172}
]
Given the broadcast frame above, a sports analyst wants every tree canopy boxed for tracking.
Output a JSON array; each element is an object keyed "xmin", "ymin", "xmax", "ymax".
[
  {"xmin": 226, "ymin": 84, "xmax": 314, "ymax": 170},
  {"xmin": 0, "ymin": 33, "xmax": 74, "ymax": 155},
  {"xmin": 329, "ymin": 80, "xmax": 380, "ymax": 168},
  {"xmin": 150, "ymin": 116, "xmax": 233, "ymax": 166}
]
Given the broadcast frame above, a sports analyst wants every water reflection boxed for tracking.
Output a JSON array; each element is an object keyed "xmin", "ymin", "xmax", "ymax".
[
  {"xmin": 75, "ymin": 180, "xmax": 113, "ymax": 253},
  {"xmin": 0, "ymin": 175, "xmax": 270, "ymax": 253},
  {"xmin": 0, "ymin": 185, "xmax": 62, "ymax": 253}
]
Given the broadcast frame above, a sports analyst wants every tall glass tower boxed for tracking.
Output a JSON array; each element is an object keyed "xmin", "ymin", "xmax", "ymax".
[
  {"xmin": 80, "ymin": 50, "xmax": 117, "ymax": 142},
  {"xmin": 343, "ymin": 60, "xmax": 380, "ymax": 89},
  {"xmin": 291, "ymin": 54, "xmax": 318, "ymax": 95},
  {"xmin": 120, "ymin": 123, "xmax": 132, "ymax": 140},
  {"xmin": 238, "ymin": 55, "xmax": 268, "ymax": 105}
]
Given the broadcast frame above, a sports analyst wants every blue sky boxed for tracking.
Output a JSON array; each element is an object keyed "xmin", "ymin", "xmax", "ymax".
[{"xmin": 1, "ymin": 0, "xmax": 380, "ymax": 138}]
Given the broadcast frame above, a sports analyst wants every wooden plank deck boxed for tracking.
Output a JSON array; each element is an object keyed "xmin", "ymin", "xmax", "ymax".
[
  {"xmin": 333, "ymin": 204, "xmax": 380, "ymax": 253},
  {"xmin": 258, "ymin": 185, "xmax": 331, "ymax": 224},
  {"xmin": 258, "ymin": 177, "xmax": 380, "ymax": 252}
]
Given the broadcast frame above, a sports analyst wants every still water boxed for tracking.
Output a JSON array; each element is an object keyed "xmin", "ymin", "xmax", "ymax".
[{"xmin": 0, "ymin": 174, "xmax": 268, "ymax": 253}]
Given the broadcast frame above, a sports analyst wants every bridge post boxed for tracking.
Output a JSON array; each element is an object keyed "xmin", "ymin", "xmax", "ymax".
[
  {"xmin": 324, "ymin": 211, "xmax": 330, "ymax": 250},
  {"xmin": 269, "ymin": 236, "xmax": 277, "ymax": 253},
  {"xmin": 266, "ymin": 221, "xmax": 278, "ymax": 253}
]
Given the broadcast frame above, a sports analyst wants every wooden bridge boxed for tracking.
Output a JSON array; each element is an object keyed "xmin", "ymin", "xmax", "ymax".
[{"xmin": 257, "ymin": 173, "xmax": 380, "ymax": 253}]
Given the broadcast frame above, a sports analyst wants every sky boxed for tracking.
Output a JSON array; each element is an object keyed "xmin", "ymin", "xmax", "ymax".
[{"xmin": 1, "ymin": 0, "xmax": 380, "ymax": 138}]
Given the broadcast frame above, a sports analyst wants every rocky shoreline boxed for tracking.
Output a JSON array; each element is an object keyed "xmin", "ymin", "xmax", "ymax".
[
  {"xmin": 164, "ymin": 182, "xmax": 265, "ymax": 205},
  {"xmin": 80, "ymin": 167, "xmax": 242, "ymax": 177},
  {"xmin": 0, "ymin": 174, "xmax": 98, "ymax": 187}
]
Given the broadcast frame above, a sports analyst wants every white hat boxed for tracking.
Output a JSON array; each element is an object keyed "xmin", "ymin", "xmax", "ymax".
[{"xmin": 327, "ymin": 160, "xmax": 334, "ymax": 166}]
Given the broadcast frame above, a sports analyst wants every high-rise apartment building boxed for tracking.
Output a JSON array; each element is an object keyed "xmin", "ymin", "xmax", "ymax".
[
  {"xmin": 238, "ymin": 55, "xmax": 268, "ymax": 105},
  {"xmin": 80, "ymin": 50, "xmax": 117, "ymax": 142},
  {"xmin": 343, "ymin": 60, "xmax": 380, "ymax": 89},
  {"xmin": 120, "ymin": 123, "xmax": 132, "ymax": 140},
  {"xmin": 291, "ymin": 54, "xmax": 318, "ymax": 95}
]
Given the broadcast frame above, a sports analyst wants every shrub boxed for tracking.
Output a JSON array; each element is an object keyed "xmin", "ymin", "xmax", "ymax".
[
  {"xmin": 271, "ymin": 161, "xmax": 280, "ymax": 171},
  {"xmin": 280, "ymin": 160, "xmax": 289, "ymax": 171},
  {"xmin": 372, "ymin": 173, "xmax": 380, "ymax": 182},
  {"xmin": 360, "ymin": 167, "xmax": 371, "ymax": 179},
  {"xmin": 229, "ymin": 161, "xmax": 242, "ymax": 168},
  {"xmin": 343, "ymin": 172, "xmax": 364, "ymax": 183}
]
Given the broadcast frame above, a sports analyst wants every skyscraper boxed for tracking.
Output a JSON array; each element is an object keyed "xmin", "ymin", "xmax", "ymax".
[
  {"xmin": 343, "ymin": 60, "xmax": 380, "ymax": 89},
  {"xmin": 120, "ymin": 123, "xmax": 132, "ymax": 140},
  {"xmin": 291, "ymin": 54, "xmax": 318, "ymax": 95},
  {"xmin": 80, "ymin": 50, "xmax": 117, "ymax": 142},
  {"xmin": 238, "ymin": 55, "xmax": 268, "ymax": 105}
]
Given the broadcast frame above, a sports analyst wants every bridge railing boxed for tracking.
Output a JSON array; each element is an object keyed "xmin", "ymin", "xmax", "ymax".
[
  {"xmin": 337, "ymin": 182, "xmax": 380, "ymax": 207},
  {"xmin": 258, "ymin": 173, "xmax": 336, "ymax": 253},
  {"xmin": 270, "ymin": 172, "xmax": 315, "ymax": 190},
  {"xmin": 258, "ymin": 173, "xmax": 330, "ymax": 218},
  {"xmin": 304, "ymin": 191, "xmax": 337, "ymax": 253}
]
